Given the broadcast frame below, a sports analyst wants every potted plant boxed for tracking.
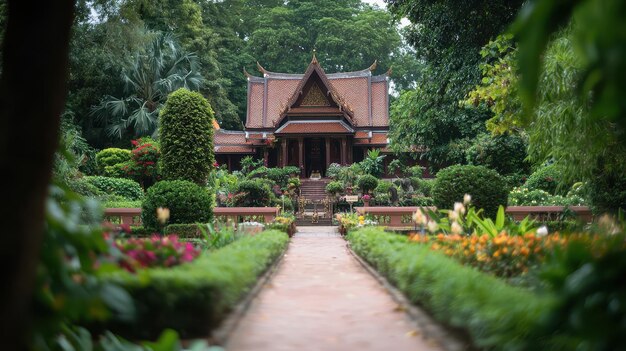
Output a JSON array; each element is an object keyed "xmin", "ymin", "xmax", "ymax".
[{"xmin": 362, "ymin": 194, "xmax": 372, "ymax": 207}]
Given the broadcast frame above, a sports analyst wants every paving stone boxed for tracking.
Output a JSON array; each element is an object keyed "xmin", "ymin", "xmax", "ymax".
[{"xmin": 226, "ymin": 227, "xmax": 443, "ymax": 351}]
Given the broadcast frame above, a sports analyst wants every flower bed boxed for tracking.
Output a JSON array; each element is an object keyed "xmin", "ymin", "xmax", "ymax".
[
  {"xmin": 100, "ymin": 230, "xmax": 289, "ymax": 339},
  {"xmin": 114, "ymin": 235, "xmax": 200, "ymax": 272}
]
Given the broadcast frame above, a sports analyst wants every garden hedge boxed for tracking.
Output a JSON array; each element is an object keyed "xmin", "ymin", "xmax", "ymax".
[
  {"xmin": 432, "ymin": 165, "xmax": 507, "ymax": 218},
  {"xmin": 84, "ymin": 176, "xmax": 144, "ymax": 200},
  {"xmin": 142, "ymin": 180, "xmax": 213, "ymax": 231},
  {"xmin": 96, "ymin": 148, "xmax": 132, "ymax": 176},
  {"xmin": 101, "ymin": 230, "xmax": 289, "ymax": 339},
  {"xmin": 160, "ymin": 88, "xmax": 215, "ymax": 185},
  {"xmin": 347, "ymin": 228, "xmax": 557, "ymax": 350}
]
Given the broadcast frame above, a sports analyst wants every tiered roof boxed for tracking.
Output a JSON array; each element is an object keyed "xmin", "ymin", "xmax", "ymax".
[{"xmin": 244, "ymin": 56, "xmax": 390, "ymax": 130}]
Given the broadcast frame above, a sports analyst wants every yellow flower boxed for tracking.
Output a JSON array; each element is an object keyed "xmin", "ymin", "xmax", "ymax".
[{"xmin": 412, "ymin": 209, "xmax": 427, "ymax": 225}]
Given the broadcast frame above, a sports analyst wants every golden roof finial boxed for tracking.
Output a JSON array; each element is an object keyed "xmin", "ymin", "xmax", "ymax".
[
  {"xmin": 312, "ymin": 48, "xmax": 318, "ymax": 64},
  {"xmin": 256, "ymin": 61, "xmax": 267, "ymax": 74},
  {"xmin": 368, "ymin": 60, "xmax": 378, "ymax": 71}
]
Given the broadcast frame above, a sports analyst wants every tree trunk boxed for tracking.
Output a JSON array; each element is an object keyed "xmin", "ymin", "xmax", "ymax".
[{"xmin": 0, "ymin": 1, "xmax": 74, "ymax": 349}]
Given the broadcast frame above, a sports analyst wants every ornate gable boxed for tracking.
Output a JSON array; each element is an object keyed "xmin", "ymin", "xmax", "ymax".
[{"xmin": 301, "ymin": 82, "xmax": 331, "ymax": 106}]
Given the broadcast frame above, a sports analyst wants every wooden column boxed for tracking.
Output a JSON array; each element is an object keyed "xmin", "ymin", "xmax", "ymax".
[
  {"xmin": 325, "ymin": 138, "xmax": 331, "ymax": 168},
  {"xmin": 347, "ymin": 138, "xmax": 353, "ymax": 164},
  {"xmin": 227, "ymin": 155, "xmax": 232, "ymax": 171},
  {"xmin": 281, "ymin": 138, "xmax": 288, "ymax": 167},
  {"xmin": 263, "ymin": 148, "xmax": 269, "ymax": 167},
  {"xmin": 298, "ymin": 138, "xmax": 304, "ymax": 177},
  {"xmin": 340, "ymin": 137, "xmax": 347, "ymax": 165}
]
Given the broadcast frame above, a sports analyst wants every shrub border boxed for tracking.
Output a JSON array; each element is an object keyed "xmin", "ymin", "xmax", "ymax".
[
  {"xmin": 100, "ymin": 230, "xmax": 289, "ymax": 339},
  {"xmin": 346, "ymin": 228, "xmax": 555, "ymax": 350}
]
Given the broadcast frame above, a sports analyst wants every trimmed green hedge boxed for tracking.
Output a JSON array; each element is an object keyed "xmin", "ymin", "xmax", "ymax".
[
  {"xmin": 160, "ymin": 88, "xmax": 215, "ymax": 185},
  {"xmin": 84, "ymin": 176, "xmax": 144, "ymax": 200},
  {"xmin": 142, "ymin": 180, "xmax": 213, "ymax": 231},
  {"xmin": 347, "ymin": 228, "xmax": 555, "ymax": 350},
  {"xmin": 101, "ymin": 230, "xmax": 289, "ymax": 339}
]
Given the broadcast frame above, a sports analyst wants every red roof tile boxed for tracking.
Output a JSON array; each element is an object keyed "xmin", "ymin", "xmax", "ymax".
[
  {"xmin": 354, "ymin": 133, "xmax": 389, "ymax": 145},
  {"xmin": 214, "ymin": 145, "xmax": 255, "ymax": 154}
]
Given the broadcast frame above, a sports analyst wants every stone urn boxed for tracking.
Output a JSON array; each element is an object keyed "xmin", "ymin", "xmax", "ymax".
[{"xmin": 362, "ymin": 195, "xmax": 371, "ymax": 207}]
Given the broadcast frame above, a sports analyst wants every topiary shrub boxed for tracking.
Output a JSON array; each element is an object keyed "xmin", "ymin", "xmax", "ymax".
[
  {"xmin": 357, "ymin": 174, "xmax": 379, "ymax": 194},
  {"xmin": 432, "ymin": 165, "xmax": 507, "ymax": 218},
  {"xmin": 96, "ymin": 148, "xmax": 132, "ymax": 177},
  {"xmin": 142, "ymin": 180, "xmax": 213, "ymax": 231},
  {"xmin": 525, "ymin": 164, "xmax": 569, "ymax": 195},
  {"xmin": 411, "ymin": 177, "xmax": 435, "ymax": 196},
  {"xmin": 160, "ymin": 89, "xmax": 215, "ymax": 185},
  {"xmin": 234, "ymin": 179, "xmax": 272, "ymax": 207},
  {"xmin": 84, "ymin": 176, "xmax": 143, "ymax": 200},
  {"xmin": 326, "ymin": 181, "xmax": 344, "ymax": 195}
]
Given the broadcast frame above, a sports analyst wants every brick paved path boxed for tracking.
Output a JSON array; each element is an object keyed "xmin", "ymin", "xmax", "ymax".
[{"xmin": 226, "ymin": 227, "xmax": 445, "ymax": 351}]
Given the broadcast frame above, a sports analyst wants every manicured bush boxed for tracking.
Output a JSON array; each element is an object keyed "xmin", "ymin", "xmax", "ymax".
[
  {"xmin": 325, "ymin": 181, "xmax": 344, "ymax": 195},
  {"xmin": 96, "ymin": 148, "xmax": 131, "ymax": 176},
  {"xmin": 432, "ymin": 165, "xmax": 507, "ymax": 218},
  {"xmin": 525, "ymin": 164, "xmax": 569, "ymax": 195},
  {"xmin": 84, "ymin": 176, "xmax": 144, "ymax": 200},
  {"xmin": 101, "ymin": 230, "xmax": 289, "ymax": 339},
  {"xmin": 68, "ymin": 177, "xmax": 104, "ymax": 197},
  {"xmin": 347, "ymin": 228, "xmax": 554, "ymax": 350},
  {"xmin": 235, "ymin": 179, "xmax": 272, "ymax": 207},
  {"xmin": 142, "ymin": 180, "xmax": 213, "ymax": 231},
  {"xmin": 160, "ymin": 88, "xmax": 215, "ymax": 185},
  {"xmin": 357, "ymin": 174, "xmax": 379, "ymax": 193},
  {"xmin": 287, "ymin": 177, "xmax": 301, "ymax": 190},
  {"xmin": 101, "ymin": 199, "xmax": 142, "ymax": 209},
  {"xmin": 125, "ymin": 138, "xmax": 160, "ymax": 188}
]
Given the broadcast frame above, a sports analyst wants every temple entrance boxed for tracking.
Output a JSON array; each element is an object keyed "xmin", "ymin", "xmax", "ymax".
[{"xmin": 304, "ymin": 138, "xmax": 326, "ymax": 177}]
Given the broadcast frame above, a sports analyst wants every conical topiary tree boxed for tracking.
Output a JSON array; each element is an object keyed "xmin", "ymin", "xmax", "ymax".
[{"xmin": 160, "ymin": 88, "xmax": 215, "ymax": 185}]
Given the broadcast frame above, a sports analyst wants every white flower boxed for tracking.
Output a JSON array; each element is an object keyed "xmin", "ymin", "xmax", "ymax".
[
  {"xmin": 448, "ymin": 210, "xmax": 459, "ymax": 222},
  {"xmin": 156, "ymin": 207, "xmax": 170, "ymax": 225},
  {"xmin": 536, "ymin": 226, "xmax": 548, "ymax": 237},
  {"xmin": 451, "ymin": 221, "xmax": 463, "ymax": 235},
  {"xmin": 427, "ymin": 220, "xmax": 439, "ymax": 233},
  {"xmin": 463, "ymin": 194, "xmax": 472, "ymax": 205},
  {"xmin": 454, "ymin": 202, "xmax": 466, "ymax": 215},
  {"xmin": 413, "ymin": 209, "xmax": 427, "ymax": 225}
]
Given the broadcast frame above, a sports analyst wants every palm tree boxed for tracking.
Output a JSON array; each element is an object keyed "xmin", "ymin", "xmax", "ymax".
[{"xmin": 92, "ymin": 32, "xmax": 203, "ymax": 140}]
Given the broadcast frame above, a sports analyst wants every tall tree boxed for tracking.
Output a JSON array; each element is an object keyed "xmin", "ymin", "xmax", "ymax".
[
  {"xmin": 91, "ymin": 32, "xmax": 203, "ymax": 140},
  {"xmin": 0, "ymin": 0, "xmax": 75, "ymax": 348},
  {"xmin": 387, "ymin": 0, "xmax": 524, "ymax": 168}
]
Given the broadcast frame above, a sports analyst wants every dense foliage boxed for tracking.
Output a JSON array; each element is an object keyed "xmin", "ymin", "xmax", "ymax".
[
  {"xmin": 432, "ymin": 165, "xmax": 507, "ymax": 218},
  {"xmin": 141, "ymin": 180, "xmax": 213, "ymax": 231},
  {"xmin": 84, "ymin": 176, "xmax": 144, "ymax": 200},
  {"xmin": 524, "ymin": 165, "xmax": 569, "ymax": 196},
  {"xmin": 388, "ymin": 0, "xmax": 524, "ymax": 168},
  {"xmin": 160, "ymin": 89, "xmax": 215, "ymax": 185},
  {"xmin": 235, "ymin": 179, "xmax": 273, "ymax": 207}
]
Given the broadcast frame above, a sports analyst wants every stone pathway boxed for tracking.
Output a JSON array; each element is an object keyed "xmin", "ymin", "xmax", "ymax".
[{"xmin": 225, "ymin": 227, "xmax": 445, "ymax": 351}]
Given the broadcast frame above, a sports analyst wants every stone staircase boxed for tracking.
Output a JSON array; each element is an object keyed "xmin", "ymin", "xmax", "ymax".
[
  {"xmin": 296, "ymin": 179, "xmax": 333, "ymax": 226},
  {"xmin": 299, "ymin": 179, "xmax": 329, "ymax": 201}
]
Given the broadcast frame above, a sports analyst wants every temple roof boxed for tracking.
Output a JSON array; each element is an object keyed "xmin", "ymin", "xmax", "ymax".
[{"xmin": 245, "ymin": 56, "xmax": 389, "ymax": 130}]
